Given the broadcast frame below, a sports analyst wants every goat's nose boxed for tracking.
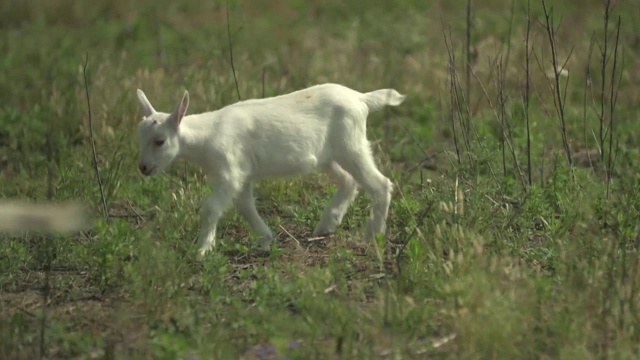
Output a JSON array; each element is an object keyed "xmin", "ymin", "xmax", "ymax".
[{"xmin": 138, "ymin": 164, "xmax": 147, "ymax": 174}]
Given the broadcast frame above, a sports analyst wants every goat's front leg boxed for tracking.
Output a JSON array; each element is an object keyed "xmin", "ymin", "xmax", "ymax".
[
  {"xmin": 234, "ymin": 182, "xmax": 274, "ymax": 251},
  {"xmin": 197, "ymin": 179, "xmax": 242, "ymax": 258}
]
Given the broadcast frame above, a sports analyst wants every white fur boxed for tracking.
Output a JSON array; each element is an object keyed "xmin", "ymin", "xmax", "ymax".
[{"xmin": 135, "ymin": 83, "xmax": 406, "ymax": 258}]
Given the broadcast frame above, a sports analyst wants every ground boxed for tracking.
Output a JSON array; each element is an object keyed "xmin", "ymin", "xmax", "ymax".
[{"xmin": 2, "ymin": 0, "xmax": 640, "ymax": 359}]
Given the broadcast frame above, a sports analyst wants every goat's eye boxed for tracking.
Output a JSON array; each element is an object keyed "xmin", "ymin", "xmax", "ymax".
[{"xmin": 154, "ymin": 139, "xmax": 165, "ymax": 146}]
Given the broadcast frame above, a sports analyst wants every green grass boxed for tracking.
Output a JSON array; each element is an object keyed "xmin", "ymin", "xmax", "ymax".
[{"xmin": 3, "ymin": 0, "xmax": 640, "ymax": 358}]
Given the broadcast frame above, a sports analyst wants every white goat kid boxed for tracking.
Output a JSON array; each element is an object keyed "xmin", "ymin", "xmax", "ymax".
[{"xmin": 135, "ymin": 83, "xmax": 406, "ymax": 258}]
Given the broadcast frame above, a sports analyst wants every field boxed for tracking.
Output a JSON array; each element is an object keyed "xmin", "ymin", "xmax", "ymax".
[{"xmin": 2, "ymin": 0, "xmax": 640, "ymax": 358}]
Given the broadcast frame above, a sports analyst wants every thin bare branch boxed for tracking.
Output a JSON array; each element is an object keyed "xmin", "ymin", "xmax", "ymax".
[
  {"xmin": 441, "ymin": 21, "xmax": 462, "ymax": 166},
  {"xmin": 503, "ymin": 0, "xmax": 516, "ymax": 79},
  {"xmin": 441, "ymin": 18, "xmax": 498, "ymax": 180},
  {"xmin": 497, "ymin": 56, "xmax": 507, "ymax": 178},
  {"xmin": 599, "ymin": 0, "xmax": 612, "ymax": 161},
  {"xmin": 465, "ymin": 0, "xmax": 473, "ymax": 110},
  {"xmin": 444, "ymin": 23, "xmax": 476, "ymax": 159},
  {"xmin": 524, "ymin": 0, "xmax": 533, "ymax": 185},
  {"xmin": 83, "ymin": 53, "xmax": 109, "ymax": 220},
  {"xmin": 541, "ymin": 0, "xmax": 572, "ymax": 166},
  {"xmin": 606, "ymin": 16, "xmax": 622, "ymax": 200},
  {"xmin": 226, "ymin": 1, "xmax": 241, "ymax": 101},
  {"xmin": 584, "ymin": 33, "xmax": 596, "ymax": 173},
  {"xmin": 471, "ymin": 66, "xmax": 526, "ymax": 187}
]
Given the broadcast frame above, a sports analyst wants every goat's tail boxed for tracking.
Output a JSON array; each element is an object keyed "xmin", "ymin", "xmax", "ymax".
[{"xmin": 361, "ymin": 89, "xmax": 407, "ymax": 113}]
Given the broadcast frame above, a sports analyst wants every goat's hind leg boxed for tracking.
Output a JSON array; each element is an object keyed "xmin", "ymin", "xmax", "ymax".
[
  {"xmin": 313, "ymin": 161, "xmax": 360, "ymax": 237},
  {"xmin": 235, "ymin": 182, "xmax": 274, "ymax": 251},
  {"xmin": 337, "ymin": 149, "xmax": 393, "ymax": 242}
]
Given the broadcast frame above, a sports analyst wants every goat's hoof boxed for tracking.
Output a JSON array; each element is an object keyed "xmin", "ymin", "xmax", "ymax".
[
  {"xmin": 197, "ymin": 246, "xmax": 213, "ymax": 260},
  {"xmin": 312, "ymin": 228, "xmax": 335, "ymax": 238},
  {"xmin": 254, "ymin": 247, "xmax": 271, "ymax": 256},
  {"xmin": 255, "ymin": 238, "xmax": 273, "ymax": 253}
]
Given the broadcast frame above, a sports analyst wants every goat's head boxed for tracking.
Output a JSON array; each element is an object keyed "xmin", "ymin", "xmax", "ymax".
[{"xmin": 135, "ymin": 89, "xmax": 189, "ymax": 176}]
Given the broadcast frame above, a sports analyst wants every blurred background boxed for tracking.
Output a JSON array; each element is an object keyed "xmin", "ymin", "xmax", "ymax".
[{"xmin": 2, "ymin": 0, "xmax": 639, "ymax": 183}]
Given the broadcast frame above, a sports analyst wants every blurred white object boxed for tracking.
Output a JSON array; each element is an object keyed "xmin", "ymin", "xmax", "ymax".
[{"xmin": 0, "ymin": 201, "xmax": 90, "ymax": 234}]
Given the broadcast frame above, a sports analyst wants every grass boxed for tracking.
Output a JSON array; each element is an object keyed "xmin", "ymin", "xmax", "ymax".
[{"xmin": 2, "ymin": 0, "xmax": 640, "ymax": 358}]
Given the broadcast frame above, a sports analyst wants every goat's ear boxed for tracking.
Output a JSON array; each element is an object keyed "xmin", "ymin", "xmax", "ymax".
[
  {"xmin": 136, "ymin": 89, "xmax": 156, "ymax": 116},
  {"xmin": 169, "ymin": 90, "xmax": 189, "ymax": 127}
]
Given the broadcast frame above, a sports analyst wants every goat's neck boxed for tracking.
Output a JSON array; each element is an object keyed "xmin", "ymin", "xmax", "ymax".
[{"xmin": 176, "ymin": 116, "xmax": 209, "ymax": 169}]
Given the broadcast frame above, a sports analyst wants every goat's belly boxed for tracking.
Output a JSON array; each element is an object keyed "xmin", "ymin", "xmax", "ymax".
[{"xmin": 254, "ymin": 154, "xmax": 321, "ymax": 178}]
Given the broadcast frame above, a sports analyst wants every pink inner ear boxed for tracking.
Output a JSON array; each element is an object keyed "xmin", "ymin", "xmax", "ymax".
[{"xmin": 176, "ymin": 94, "xmax": 189, "ymax": 125}]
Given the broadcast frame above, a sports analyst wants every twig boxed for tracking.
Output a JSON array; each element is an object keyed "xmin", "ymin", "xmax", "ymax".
[
  {"xmin": 524, "ymin": 0, "xmax": 533, "ymax": 185},
  {"xmin": 83, "ymin": 53, "xmax": 109, "ymax": 220},
  {"xmin": 599, "ymin": 0, "xmax": 612, "ymax": 162},
  {"xmin": 382, "ymin": 57, "xmax": 395, "ymax": 149},
  {"xmin": 471, "ymin": 67, "xmax": 526, "ymax": 188},
  {"xmin": 469, "ymin": 0, "xmax": 513, "ymax": 117},
  {"xmin": 584, "ymin": 33, "xmax": 596, "ymax": 174},
  {"xmin": 465, "ymin": 0, "xmax": 473, "ymax": 109},
  {"xmin": 226, "ymin": 1, "xmax": 241, "ymax": 101},
  {"xmin": 497, "ymin": 56, "xmax": 507, "ymax": 178},
  {"xmin": 442, "ymin": 23, "xmax": 473, "ymax": 166},
  {"xmin": 503, "ymin": 0, "xmax": 516, "ymax": 76},
  {"xmin": 278, "ymin": 224, "xmax": 301, "ymax": 248},
  {"xmin": 403, "ymin": 151, "xmax": 444, "ymax": 182},
  {"xmin": 441, "ymin": 19, "xmax": 501, "ymax": 182},
  {"xmin": 606, "ymin": 16, "xmax": 622, "ymax": 200},
  {"xmin": 306, "ymin": 236, "xmax": 327, "ymax": 242},
  {"xmin": 541, "ymin": 0, "xmax": 573, "ymax": 166},
  {"xmin": 443, "ymin": 24, "xmax": 462, "ymax": 166},
  {"xmin": 470, "ymin": 55, "xmax": 501, "ymax": 115}
]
